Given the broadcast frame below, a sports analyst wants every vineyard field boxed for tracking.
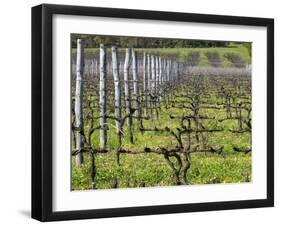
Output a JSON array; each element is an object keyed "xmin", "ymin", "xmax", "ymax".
[{"xmin": 71, "ymin": 35, "xmax": 252, "ymax": 190}]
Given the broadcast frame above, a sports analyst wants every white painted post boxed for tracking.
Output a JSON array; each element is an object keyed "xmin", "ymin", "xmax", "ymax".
[
  {"xmin": 159, "ymin": 57, "xmax": 162, "ymax": 86},
  {"xmin": 132, "ymin": 49, "xmax": 142, "ymax": 128},
  {"xmin": 159, "ymin": 57, "xmax": 163, "ymax": 103},
  {"xmin": 147, "ymin": 54, "xmax": 152, "ymax": 116},
  {"xmin": 124, "ymin": 48, "xmax": 133, "ymax": 143},
  {"xmin": 90, "ymin": 58, "xmax": 94, "ymax": 78},
  {"xmin": 147, "ymin": 54, "xmax": 151, "ymax": 92},
  {"xmin": 150, "ymin": 55, "xmax": 157, "ymax": 125},
  {"xmin": 143, "ymin": 52, "xmax": 147, "ymax": 116},
  {"xmin": 155, "ymin": 56, "xmax": 159, "ymax": 94},
  {"xmin": 163, "ymin": 59, "xmax": 167, "ymax": 85},
  {"xmin": 175, "ymin": 61, "xmax": 178, "ymax": 81},
  {"xmin": 112, "ymin": 46, "xmax": 122, "ymax": 147},
  {"xmin": 99, "ymin": 44, "xmax": 107, "ymax": 149},
  {"xmin": 95, "ymin": 59, "xmax": 98, "ymax": 78},
  {"xmin": 151, "ymin": 55, "xmax": 156, "ymax": 96},
  {"xmin": 75, "ymin": 38, "xmax": 85, "ymax": 166},
  {"xmin": 167, "ymin": 60, "xmax": 171, "ymax": 83}
]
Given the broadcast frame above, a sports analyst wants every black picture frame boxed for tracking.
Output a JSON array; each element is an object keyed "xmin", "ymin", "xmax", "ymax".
[{"xmin": 31, "ymin": 3, "xmax": 274, "ymax": 222}]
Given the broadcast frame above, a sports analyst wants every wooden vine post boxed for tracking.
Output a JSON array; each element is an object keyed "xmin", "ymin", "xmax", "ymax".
[
  {"xmin": 143, "ymin": 52, "xmax": 148, "ymax": 116},
  {"xmin": 150, "ymin": 55, "xmax": 157, "ymax": 125},
  {"xmin": 75, "ymin": 38, "xmax": 85, "ymax": 166},
  {"xmin": 132, "ymin": 50, "xmax": 143, "ymax": 129},
  {"xmin": 155, "ymin": 56, "xmax": 159, "ymax": 94},
  {"xmin": 147, "ymin": 54, "xmax": 151, "ymax": 91},
  {"xmin": 151, "ymin": 55, "xmax": 156, "ymax": 96},
  {"xmin": 99, "ymin": 44, "xmax": 107, "ymax": 149},
  {"xmin": 124, "ymin": 48, "xmax": 133, "ymax": 143},
  {"xmin": 159, "ymin": 57, "xmax": 162, "ymax": 86},
  {"xmin": 147, "ymin": 54, "xmax": 151, "ymax": 114},
  {"xmin": 112, "ymin": 46, "xmax": 122, "ymax": 147},
  {"xmin": 159, "ymin": 57, "xmax": 163, "ymax": 100}
]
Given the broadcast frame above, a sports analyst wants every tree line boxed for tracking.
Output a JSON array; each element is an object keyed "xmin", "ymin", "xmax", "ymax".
[{"xmin": 71, "ymin": 34, "xmax": 232, "ymax": 49}]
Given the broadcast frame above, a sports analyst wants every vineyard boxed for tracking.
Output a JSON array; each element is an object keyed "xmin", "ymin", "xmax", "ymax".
[{"xmin": 71, "ymin": 38, "xmax": 252, "ymax": 190}]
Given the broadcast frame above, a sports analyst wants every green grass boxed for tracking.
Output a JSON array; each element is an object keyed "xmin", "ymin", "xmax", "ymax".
[
  {"xmin": 72, "ymin": 94, "xmax": 252, "ymax": 190},
  {"xmin": 72, "ymin": 152, "xmax": 251, "ymax": 190}
]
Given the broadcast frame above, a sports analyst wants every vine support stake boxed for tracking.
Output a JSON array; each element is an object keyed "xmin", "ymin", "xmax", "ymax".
[
  {"xmin": 99, "ymin": 44, "xmax": 107, "ymax": 149},
  {"xmin": 75, "ymin": 38, "xmax": 85, "ymax": 166},
  {"xmin": 124, "ymin": 48, "xmax": 133, "ymax": 143},
  {"xmin": 112, "ymin": 46, "xmax": 122, "ymax": 148},
  {"xmin": 132, "ymin": 49, "xmax": 143, "ymax": 129}
]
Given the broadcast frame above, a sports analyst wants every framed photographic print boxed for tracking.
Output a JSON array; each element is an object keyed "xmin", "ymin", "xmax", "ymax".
[{"xmin": 31, "ymin": 4, "xmax": 274, "ymax": 221}]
